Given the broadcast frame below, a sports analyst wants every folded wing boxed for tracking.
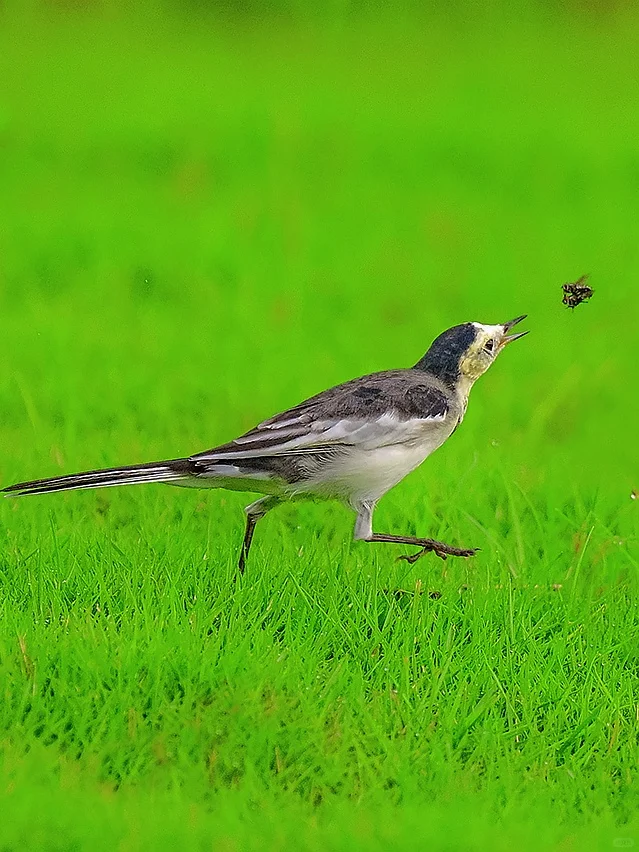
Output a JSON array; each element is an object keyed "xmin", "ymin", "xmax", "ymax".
[{"xmin": 189, "ymin": 370, "xmax": 451, "ymax": 473}]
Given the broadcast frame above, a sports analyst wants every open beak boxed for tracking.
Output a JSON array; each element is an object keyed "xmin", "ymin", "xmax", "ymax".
[{"xmin": 501, "ymin": 315, "xmax": 529, "ymax": 345}]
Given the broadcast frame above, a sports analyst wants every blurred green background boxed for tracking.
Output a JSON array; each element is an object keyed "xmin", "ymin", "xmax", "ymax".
[
  {"xmin": 0, "ymin": 2, "xmax": 638, "ymax": 849},
  {"xmin": 1, "ymin": 1, "xmax": 638, "ymax": 492}
]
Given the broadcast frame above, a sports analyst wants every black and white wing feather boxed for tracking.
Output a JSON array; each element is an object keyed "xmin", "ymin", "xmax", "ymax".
[{"xmin": 188, "ymin": 370, "xmax": 454, "ymax": 488}]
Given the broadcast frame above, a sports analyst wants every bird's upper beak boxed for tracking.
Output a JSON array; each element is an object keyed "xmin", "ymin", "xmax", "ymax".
[{"xmin": 500, "ymin": 315, "xmax": 529, "ymax": 345}]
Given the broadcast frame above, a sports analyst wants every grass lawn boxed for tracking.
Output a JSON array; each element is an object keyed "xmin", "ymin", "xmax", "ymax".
[{"xmin": 0, "ymin": 3, "xmax": 638, "ymax": 849}]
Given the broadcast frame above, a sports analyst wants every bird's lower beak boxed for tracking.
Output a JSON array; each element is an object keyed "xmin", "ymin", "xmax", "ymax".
[{"xmin": 501, "ymin": 315, "xmax": 529, "ymax": 344}]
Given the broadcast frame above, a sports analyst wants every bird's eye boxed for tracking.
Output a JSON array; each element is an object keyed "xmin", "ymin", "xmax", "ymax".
[{"xmin": 484, "ymin": 340, "xmax": 495, "ymax": 353}]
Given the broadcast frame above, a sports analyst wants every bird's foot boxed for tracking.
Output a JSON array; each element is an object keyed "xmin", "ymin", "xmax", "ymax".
[{"xmin": 397, "ymin": 539, "xmax": 479, "ymax": 564}]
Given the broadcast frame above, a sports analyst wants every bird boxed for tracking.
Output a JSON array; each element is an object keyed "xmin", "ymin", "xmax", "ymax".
[{"xmin": 2, "ymin": 316, "xmax": 528, "ymax": 572}]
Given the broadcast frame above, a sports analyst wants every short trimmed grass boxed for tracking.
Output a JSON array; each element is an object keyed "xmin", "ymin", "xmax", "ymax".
[{"xmin": 0, "ymin": 4, "xmax": 638, "ymax": 849}]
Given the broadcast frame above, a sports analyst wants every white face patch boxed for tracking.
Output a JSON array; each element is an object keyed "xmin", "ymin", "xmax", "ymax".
[
  {"xmin": 460, "ymin": 322, "xmax": 505, "ymax": 382},
  {"xmin": 472, "ymin": 322, "xmax": 504, "ymax": 339}
]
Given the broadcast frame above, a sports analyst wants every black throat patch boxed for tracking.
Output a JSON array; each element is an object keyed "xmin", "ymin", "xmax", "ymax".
[{"xmin": 413, "ymin": 323, "xmax": 477, "ymax": 387}]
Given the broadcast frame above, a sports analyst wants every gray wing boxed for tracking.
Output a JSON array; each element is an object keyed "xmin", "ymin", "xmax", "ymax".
[{"xmin": 188, "ymin": 371, "xmax": 454, "ymax": 484}]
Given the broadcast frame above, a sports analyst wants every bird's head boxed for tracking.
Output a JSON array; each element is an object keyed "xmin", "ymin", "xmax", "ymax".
[{"xmin": 415, "ymin": 316, "xmax": 528, "ymax": 389}]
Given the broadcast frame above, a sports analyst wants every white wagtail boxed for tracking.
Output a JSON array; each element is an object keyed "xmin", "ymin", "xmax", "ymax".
[{"xmin": 3, "ymin": 317, "xmax": 528, "ymax": 571}]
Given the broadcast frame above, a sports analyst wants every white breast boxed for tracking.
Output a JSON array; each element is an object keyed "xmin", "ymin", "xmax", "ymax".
[{"xmin": 292, "ymin": 413, "xmax": 456, "ymax": 507}]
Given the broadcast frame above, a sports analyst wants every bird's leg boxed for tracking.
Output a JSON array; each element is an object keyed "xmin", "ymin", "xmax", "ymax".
[
  {"xmin": 238, "ymin": 495, "xmax": 281, "ymax": 575},
  {"xmin": 353, "ymin": 501, "xmax": 478, "ymax": 563},
  {"xmin": 238, "ymin": 515, "xmax": 259, "ymax": 575}
]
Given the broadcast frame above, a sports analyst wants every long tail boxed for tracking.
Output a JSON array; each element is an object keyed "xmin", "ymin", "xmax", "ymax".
[{"xmin": 2, "ymin": 458, "xmax": 194, "ymax": 497}]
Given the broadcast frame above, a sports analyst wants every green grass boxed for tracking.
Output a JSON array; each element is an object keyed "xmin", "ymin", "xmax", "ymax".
[{"xmin": 1, "ymin": 3, "xmax": 638, "ymax": 849}]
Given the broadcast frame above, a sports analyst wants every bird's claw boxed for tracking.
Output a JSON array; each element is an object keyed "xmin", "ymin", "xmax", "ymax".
[
  {"xmin": 396, "ymin": 542, "xmax": 479, "ymax": 564},
  {"xmin": 396, "ymin": 548, "xmax": 434, "ymax": 564}
]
